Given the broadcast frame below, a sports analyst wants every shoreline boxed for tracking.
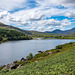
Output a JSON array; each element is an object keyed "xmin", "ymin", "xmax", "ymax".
[
  {"xmin": 0, "ymin": 37, "xmax": 75, "ymax": 44},
  {"xmin": 0, "ymin": 42, "xmax": 75, "ymax": 71},
  {"xmin": 0, "ymin": 40, "xmax": 9, "ymax": 44},
  {"xmin": 0, "ymin": 38, "xmax": 32, "ymax": 44}
]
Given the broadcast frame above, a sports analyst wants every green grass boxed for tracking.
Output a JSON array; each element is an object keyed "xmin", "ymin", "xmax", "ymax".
[{"xmin": 0, "ymin": 43, "xmax": 75, "ymax": 75}]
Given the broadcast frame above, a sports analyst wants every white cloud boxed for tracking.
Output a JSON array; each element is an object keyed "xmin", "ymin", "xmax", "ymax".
[
  {"xmin": 30, "ymin": 26, "xmax": 54, "ymax": 32},
  {"xmin": 43, "ymin": 26, "xmax": 54, "ymax": 32},
  {"xmin": 0, "ymin": 11, "xmax": 9, "ymax": 19},
  {"xmin": 0, "ymin": 0, "xmax": 74, "ymax": 31},
  {"xmin": 27, "ymin": 19, "xmax": 71, "ymax": 32},
  {"xmin": 37, "ymin": 19, "xmax": 71, "ymax": 27},
  {"xmin": 61, "ymin": 19, "xmax": 71, "ymax": 26},
  {"xmin": 38, "ymin": 19, "xmax": 61, "ymax": 26},
  {"xmin": 36, "ymin": 0, "xmax": 75, "ymax": 8},
  {"xmin": 0, "ymin": 0, "xmax": 27, "ymax": 11},
  {"xmin": 65, "ymin": 10, "xmax": 75, "ymax": 18},
  {"xmin": 60, "ymin": 0, "xmax": 75, "ymax": 7}
]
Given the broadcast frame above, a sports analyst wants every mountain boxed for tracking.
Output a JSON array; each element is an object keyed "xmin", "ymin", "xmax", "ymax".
[
  {"xmin": 0, "ymin": 22, "xmax": 51, "ymax": 36},
  {"xmin": 0, "ymin": 22, "xmax": 32, "ymax": 35},
  {"xmin": 45, "ymin": 28, "xmax": 75, "ymax": 35},
  {"xmin": 1, "ymin": 22, "xmax": 75, "ymax": 36}
]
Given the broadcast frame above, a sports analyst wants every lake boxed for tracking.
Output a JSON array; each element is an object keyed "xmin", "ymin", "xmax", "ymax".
[{"xmin": 0, "ymin": 39, "xmax": 75, "ymax": 66}]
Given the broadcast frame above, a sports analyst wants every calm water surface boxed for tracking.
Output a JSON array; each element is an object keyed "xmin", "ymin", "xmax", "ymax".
[{"xmin": 0, "ymin": 39, "xmax": 75, "ymax": 66}]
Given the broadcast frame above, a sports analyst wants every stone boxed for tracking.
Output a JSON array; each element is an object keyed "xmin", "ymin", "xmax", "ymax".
[
  {"xmin": 13, "ymin": 61, "xmax": 17, "ymax": 63},
  {"xmin": 46, "ymin": 51, "xmax": 53, "ymax": 54},
  {"xmin": 2, "ymin": 63, "xmax": 19, "ymax": 70},
  {"xmin": 38, "ymin": 51, "xmax": 44, "ymax": 53},
  {"xmin": 20, "ymin": 58, "xmax": 27, "ymax": 62},
  {"xmin": 17, "ymin": 64, "xmax": 23, "ymax": 69}
]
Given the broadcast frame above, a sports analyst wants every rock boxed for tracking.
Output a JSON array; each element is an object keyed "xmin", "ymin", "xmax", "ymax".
[
  {"xmin": 11, "ymin": 64, "xmax": 19, "ymax": 69},
  {"xmin": 13, "ymin": 61, "xmax": 17, "ymax": 63},
  {"xmin": 17, "ymin": 64, "xmax": 23, "ymax": 69},
  {"xmin": 20, "ymin": 58, "xmax": 27, "ymax": 62},
  {"xmin": 38, "ymin": 51, "xmax": 44, "ymax": 53},
  {"xmin": 2, "ymin": 63, "xmax": 19, "ymax": 70},
  {"xmin": 46, "ymin": 51, "xmax": 53, "ymax": 54}
]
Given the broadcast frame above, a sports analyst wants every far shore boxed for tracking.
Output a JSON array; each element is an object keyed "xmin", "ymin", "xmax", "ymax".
[{"xmin": 0, "ymin": 37, "xmax": 75, "ymax": 44}]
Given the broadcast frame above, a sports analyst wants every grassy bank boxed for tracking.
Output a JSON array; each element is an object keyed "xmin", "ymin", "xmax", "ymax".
[
  {"xmin": 0, "ymin": 42, "xmax": 75, "ymax": 75},
  {"xmin": 44, "ymin": 36, "xmax": 75, "ymax": 39}
]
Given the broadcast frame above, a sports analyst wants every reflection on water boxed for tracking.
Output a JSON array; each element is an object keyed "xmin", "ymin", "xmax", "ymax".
[{"xmin": 0, "ymin": 39, "xmax": 75, "ymax": 66}]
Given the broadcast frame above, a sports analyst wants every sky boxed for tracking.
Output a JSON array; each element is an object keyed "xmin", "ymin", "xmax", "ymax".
[{"xmin": 0, "ymin": 0, "xmax": 75, "ymax": 32}]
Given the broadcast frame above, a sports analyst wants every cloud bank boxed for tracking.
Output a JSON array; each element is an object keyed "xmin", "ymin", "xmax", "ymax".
[{"xmin": 0, "ymin": 0, "xmax": 75, "ymax": 31}]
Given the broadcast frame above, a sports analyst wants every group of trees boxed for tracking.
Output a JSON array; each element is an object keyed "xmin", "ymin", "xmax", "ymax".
[{"xmin": 0, "ymin": 28, "xmax": 32, "ymax": 42}]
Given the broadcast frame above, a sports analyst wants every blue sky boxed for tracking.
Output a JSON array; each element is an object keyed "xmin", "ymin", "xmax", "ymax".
[{"xmin": 0, "ymin": 0, "xmax": 75, "ymax": 32}]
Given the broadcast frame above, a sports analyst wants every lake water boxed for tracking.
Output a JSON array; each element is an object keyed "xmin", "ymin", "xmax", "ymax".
[{"xmin": 0, "ymin": 39, "xmax": 75, "ymax": 66}]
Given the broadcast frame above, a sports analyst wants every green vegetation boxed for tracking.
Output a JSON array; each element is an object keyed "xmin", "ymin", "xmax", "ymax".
[
  {"xmin": 26, "ymin": 53, "xmax": 33, "ymax": 60},
  {"xmin": 34, "ymin": 53, "xmax": 48, "ymax": 58},
  {"xmin": 0, "ymin": 28, "xmax": 32, "ymax": 43},
  {"xmin": 44, "ymin": 35, "xmax": 75, "ymax": 39},
  {"xmin": 56, "ymin": 45, "xmax": 62, "ymax": 49},
  {"xmin": 15, "ymin": 61, "xmax": 31, "ymax": 66},
  {"xmin": 33, "ymin": 42, "xmax": 75, "ymax": 59},
  {"xmin": 0, "ymin": 42, "xmax": 75, "ymax": 75},
  {"xmin": 0, "ymin": 66, "xmax": 5, "ymax": 71}
]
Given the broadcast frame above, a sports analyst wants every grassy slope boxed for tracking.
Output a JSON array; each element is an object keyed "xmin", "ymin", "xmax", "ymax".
[{"xmin": 0, "ymin": 43, "xmax": 75, "ymax": 75}]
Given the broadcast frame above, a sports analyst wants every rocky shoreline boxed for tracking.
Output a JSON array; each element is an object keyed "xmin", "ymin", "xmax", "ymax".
[
  {"xmin": 0, "ymin": 50, "xmax": 53, "ymax": 71},
  {"xmin": 1, "ymin": 58, "xmax": 27, "ymax": 71}
]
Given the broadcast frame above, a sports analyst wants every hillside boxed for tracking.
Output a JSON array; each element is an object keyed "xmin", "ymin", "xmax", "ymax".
[
  {"xmin": 0, "ymin": 22, "xmax": 32, "ymax": 35},
  {"xmin": 45, "ymin": 28, "xmax": 75, "ymax": 35},
  {"xmin": 0, "ymin": 27, "xmax": 32, "ymax": 43},
  {"xmin": 0, "ymin": 22, "xmax": 51, "ymax": 37},
  {"xmin": 0, "ymin": 42, "xmax": 75, "ymax": 75}
]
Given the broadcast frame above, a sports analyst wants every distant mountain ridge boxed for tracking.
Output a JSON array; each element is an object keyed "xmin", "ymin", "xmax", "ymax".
[{"xmin": 45, "ymin": 28, "xmax": 75, "ymax": 35}]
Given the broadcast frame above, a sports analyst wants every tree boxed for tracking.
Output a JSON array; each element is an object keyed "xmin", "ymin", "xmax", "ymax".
[
  {"xmin": 26, "ymin": 53, "xmax": 33, "ymax": 60},
  {"xmin": 0, "ymin": 36, "xmax": 3, "ymax": 41}
]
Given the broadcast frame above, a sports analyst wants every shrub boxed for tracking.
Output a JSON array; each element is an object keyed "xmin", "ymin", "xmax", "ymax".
[
  {"xmin": 26, "ymin": 53, "xmax": 33, "ymax": 60},
  {"xmin": 55, "ymin": 49, "xmax": 60, "ymax": 53},
  {"xmin": 69, "ymin": 42, "xmax": 72, "ymax": 44},
  {"xmin": 56, "ymin": 45, "xmax": 62, "ymax": 49},
  {"xmin": 34, "ymin": 53, "xmax": 48, "ymax": 58}
]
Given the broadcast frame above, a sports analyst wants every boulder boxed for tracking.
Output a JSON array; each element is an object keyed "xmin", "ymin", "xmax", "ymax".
[
  {"xmin": 13, "ymin": 61, "xmax": 17, "ymax": 63},
  {"xmin": 46, "ymin": 51, "xmax": 53, "ymax": 54},
  {"xmin": 17, "ymin": 64, "xmax": 23, "ymax": 69},
  {"xmin": 20, "ymin": 58, "xmax": 27, "ymax": 62},
  {"xmin": 2, "ymin": 63, "xmax": 19, "ymax": 70},
  {"xmin": 38, "ymin": 51, "xmax": 44, "ymax": 53}
]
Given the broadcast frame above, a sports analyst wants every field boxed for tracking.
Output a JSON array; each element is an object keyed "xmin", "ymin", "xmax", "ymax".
[{"xmin": 0, "ymin": 42, "xmax": 75, "ymax": 75}]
